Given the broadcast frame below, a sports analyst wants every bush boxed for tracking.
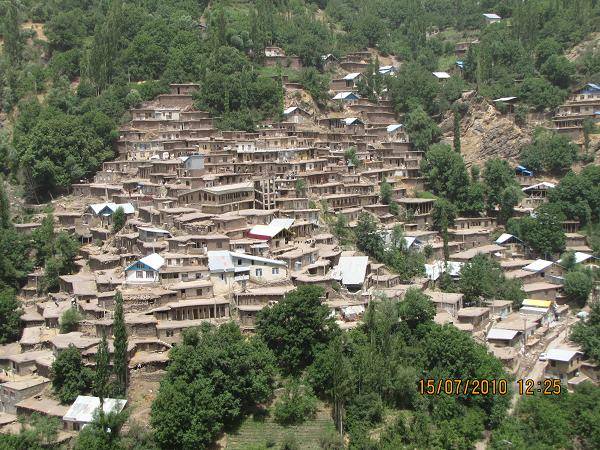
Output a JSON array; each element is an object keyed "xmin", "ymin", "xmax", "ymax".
[
  {"xmin": 59, "ymin": 307, "xmax": 82, "ymax": 333},
  {"xmin": 273, "ymin": 380, "xmax": 318, "ymax": 425}
]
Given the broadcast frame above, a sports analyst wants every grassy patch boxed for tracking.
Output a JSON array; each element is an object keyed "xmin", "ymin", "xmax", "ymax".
[{"xmin": 225, "ymin": 403, "xmax": 335, "ymax": 449}]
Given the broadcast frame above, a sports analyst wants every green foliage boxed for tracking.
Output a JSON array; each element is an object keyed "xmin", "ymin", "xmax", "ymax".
[
  {"xmin": 273, "ymin": 380, "xmax": 318, "ymax": 425},
  {"xmin": 51, "ymin": 345, "xmax": 93, "ymax": 404},
  {"xmin": 404, "ymin": 104, "xmax": 441, "ymax": 152},
  {"xmin": 13, "ymin": 108, "xmax": 115, "ymax": 200},
  {"xmin": 343, "ymin": 147, "xmax": 360, "ymax": 167},
  {"xmin": 491, "ymin": 383, "xmax": 600, "ymax": 450},
  {"xmin": 257, "ymin": 286, "xmax": 336, "ymax": 375},
  {"xmin": 111, "ymin": 206, "xmax": 126, "ymax": 233},
  {"xmin": 0, "ymin": 288, "xmax": 22, "ymax": 344},
  {"xmin": 299, "ymin": 68, "xmax": 329, "ymax": 107},
  {"xmin": 151, "ymin": 322, "xmax": 276, "ymax": 449},
  {"xmin": 73, "ymin": 408, "xmax": 129, "ymax": 450},
  {"xmin": 195, "ymin": 46, "xmax": 283, "ymax": 132},
  {"xmin": 93, "ymin": 333, "xmax": 111, "ymax": 400},
  {"xmin": 518, "ymin": 76, "xmax": 568, "ymax": 111},
  {"xmin": 564, "ymin": 270, "xmax": 593, "ymax": 307},
  {"xmin": 331, "ymin": 213, "xmax": 351, "ymax": 246},
  {"xmin": 387, "ymin": 62, "xmax": 440, "ymax": 115},
  {"xmin": 520, "ymin": 130, "xmax": 579, "ymax": 175},
  {"xmin": 572, "ymin": 301, "xmax": 600, "ymax": 362},
  {"xmin": 507, "ymin": 211, "xmax": 566, "ymax": 257},
  {"xmin": 0, "ymin": 413, "xmax": 60, "ymax": 450},
  {"xmin": 398, "ymin": 288, "xmax": 435, "ymax": 328},
  {"xmin": 548, "ymin": 166, "xmax": 600, "ymax": 225},
  {"xmin": 540, "ymin": 55, "xmax": 575, "ymax": 89},
  {"xmin": 483, "ymin": 158, "xmax": 520, "ymax": 213},
  {"xmin": 41, "ymin": 231, "xmax": 80, "ymax": 293},
  {"xmin": 421, "ymin": 144, "xmax": 470, "ymax": 207},
  {"xmin": 112, "ymin": 291, "xmax": 128, "ymax": 397},
  {"xmin": 453, "ymin": 107, "xmax": 461, "ymax": 153},
  {"xmin": 498, "ymin": 185, "xmax": 522, "ymax": 224},
  {"xmin": 354, "ymin": 213, "xmax": 385, "ymax": 260},
  {"xmin": 379, "ymin": 180, "xmax": 393, "ymax": 205},
  {"xmin": 59, "ymin": 307, "xmax": 82, "ymax": 333},
  {"xmin": 459, "ymin": 255, "xmax": 525, "ymax": 307}
]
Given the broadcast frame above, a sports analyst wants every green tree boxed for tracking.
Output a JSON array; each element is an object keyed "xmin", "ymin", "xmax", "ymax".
[
  {"xmin": 405, "ymin": 105, "xmax": 441, "ymax": 152},
  {"xmin": 59, "ymin": 307, "xmax": 82, "ymax": 333},
  {"xmin": 112, "ymin": 291, "xmax": 128, "ymax": 397},
  {"xmin": 453, "ymin": 107, "xmax": 461, "ymax": 153},
  {"xmin": 421, "ymin": 144, "xmax": 469, "ymax": 204},
  {"xmin": 432, "ymin": 198, "xmax": 457, "ymax": 261},
  {"xmin": 1, "ymin": 0, "xmax": 23, "ymax": 65},
  {"xmin": 564, "ymin": 270, "xmax": 593, "ymax": 307},
  {"xmin": 540, "ymin": 55, "xmax": 575, "ymax": 89},
  {"xmin": 274, "ymin": 380, "xmax": 318, "ymax": 425},
  {"xmin": 520, "ymin": 130, "xmax": 578, "ymax": 175},
  {"xmin": 111, "ymin": 207, "xmax": 126, "ymax": 233},
  {"xmin": 398, "ymin": 288, "xmax": 435, "ymax": 328},
  {"xmin": 93, "ymin": 333, "xmax": 111, "ymax": 401},
  {"xmin": 151, "ymin": 323, "xmax": 275, "ymax": 449},
  {"xmin": 51, "ymin": 345, "xmax": 93, "ymax": 403},
  {"xmin": 483, "ymin": 158, "xmax": 519, "ymax": 213},
  {"xmin": 498, "ymin": 185, "xmax": 522, "ymax": 224},
  {"xmin": 459, "ymin": 255, "xmax": 508, "ymax": 305},
  {"xmin": 380, "ymin": 180, "xmax": 393, "ymax": 205},
  {"xmin": 344, "ymin": 147, "xmax": 360, "ymax": 167},
  {"xmin": 507, "ymin": 211, "xmax": 566, "ymax": 257},
  {"xmin": 0, "ymin": 179, "xmax": 11, "ymax": 230},
  {"xmin": 0, "ymin": 288, "xmax": 22, "ymax": 344},
  {"xmin": 571, "ymin": 301, "xmax": 600, "ymax": 362},
  {"xmin": 73, "ymin": 408, "xmax": 128, "ymax": 450},
  {"xmin": 257, "ymin": 286, "xmax": 336, "ymax": 375},
  {"xmin": 354, "ymin": 213, "xmax": 385, "ymax": 261}
]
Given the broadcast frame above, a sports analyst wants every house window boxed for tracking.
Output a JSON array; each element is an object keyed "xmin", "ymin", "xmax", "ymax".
[
  {"xmin": 146, "ymin": 271, "xmax": 154, "ymax": 278},
  {"xmin": 272, "ymin": 267, "xmax": 279, "ymax": 275},
  {"xmin": 255, "ymin": 268, "xmax": 263, "ymax": 277},
  {"xmin": 166, "ymin": 330, "xmax": 174, "ymax": 337},
  {"xmin": 220, "ymin": 273, "xmax": 225, "ymax": 280},
  {"xmin": 238, "ymin": 259, "xmax": 243, "ymax": 265},
  {"xmin": 136, "ymin": 271, "xmax": 143, "ymax": 279}
]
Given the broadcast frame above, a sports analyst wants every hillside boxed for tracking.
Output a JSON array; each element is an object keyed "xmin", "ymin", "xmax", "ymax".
[{"xmin": 1, "ymin": 1, "xmax": 600, "ymax": 450}]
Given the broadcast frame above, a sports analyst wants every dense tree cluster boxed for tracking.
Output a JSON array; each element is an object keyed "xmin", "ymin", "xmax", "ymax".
[
  {"xmin": 151, "ymin": 323, "xmax": 276, "ymax": 449},
  {"xmin": 491, "ymin": 383, "xmax": 600, "ymax": 450}
]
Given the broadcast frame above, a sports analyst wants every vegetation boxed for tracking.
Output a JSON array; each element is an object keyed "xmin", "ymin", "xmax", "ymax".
[
  {"xmin": 59, "ymin": 307, "xmax": 82, "ymax": 333},
  {"xmin": 0, "ymin": 288, "xmax": 22, "ymax": 344},
  {"xmin": 572, "ymin": 301, "xmax": 600, "ymax": 362},
  {"xmin": 520, "ymin": 130, "xmax": 579, "ymax": 175},
  {"xmin": 273, "ymin": 380, "xmax": 318, "ymax": 425},
  {"xmin": 51, "ymin": 345, "xmax": 93, "ymax": 404},
  {"xmin": 507, "ymin": 211, "xmax": 566, "ymax": 257},
  {"xmin": 111, "ymin": 206, "xmax": 126, "ymax": 233},
  {"xmin": 491, "ymin": 383, "xmax": 600, "ymax": 450},
  {"xmin": 113, "ymin": 291, "xmax": 128, "ymax": 397},
  {"xmin": 459, "ymin": 255, "xmax": 525, "ymax": 308},
  {"xmin": 257, "ymin": 285, "xmax": 337, "ymax": 376},
  {"xmin": 151, "ymin": 323, "xmax": 276, "ymax": 449}
]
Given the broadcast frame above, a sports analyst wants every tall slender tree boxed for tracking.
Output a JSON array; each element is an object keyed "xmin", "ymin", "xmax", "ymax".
[
  {"xmin": 112, "ymin": 291, "xmax": 128, "ymax": 396},
  {"xmin": 0, "ymin": 178, "xmax": 12, "ymax": 230},
  {"xmin": 94, "ymin": 333, "xmax": 110, "ymax": 403},
  {"xmin": 1, "ymin": 0, "xmax": 23, "ymax": 65},
  {"xmin": 453, "ymin": 107, "xmax": 461, "ymax": 153}
]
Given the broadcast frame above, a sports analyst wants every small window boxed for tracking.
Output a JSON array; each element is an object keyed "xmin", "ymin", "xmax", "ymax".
[
  {"xmin": 136, "ymin": 271, "xmax": 143, "ymax": 279},
  {"xmin": 255, "ymin": 268, "xmax": 263, "ymax": 277},
  {"xmin": 166, "ymin": 330, "xmax": 174, "ymax": 337},
  {"xmin": 272, "ymin": 267, "xmax": 279, "ymax": 275},
  {"xmin": 146, "ymin": 271, "xmax": 154, "ymax": 278}
]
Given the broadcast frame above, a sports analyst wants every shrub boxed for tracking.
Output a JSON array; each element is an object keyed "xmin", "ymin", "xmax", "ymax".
[{"xmin": 273, "ymin": 380, "xmax": 318, "ymax": 425}]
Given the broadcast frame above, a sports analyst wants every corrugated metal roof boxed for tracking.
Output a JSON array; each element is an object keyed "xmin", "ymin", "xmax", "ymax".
[
  {"xmin": 432, "ymin": 71, "xmax": 451, "ymax": 79},
  {"xmin": 332, "ymin": 256, "xmax": 369, "ymax": 286},
  {"xmin": 546, "ymin": 348, "xmax": 580, "ymax": 362},
  {"xmin": 207, "ymin": 250, "xmax": 234, "ymax": 272},
  {"xmin": 487, "ymin": 328, "xmax": 519, "ymax": 340},
  {"xmin": 523, "ymin": 259, "xmax": 553, "ymax": 272},
  {"xmin": 495, "ymin": 233, "xmax": 514, "ymax": 244},
  {"xmin": 63, "ymin": 396, "xmax": 126, "ymax": 423}
]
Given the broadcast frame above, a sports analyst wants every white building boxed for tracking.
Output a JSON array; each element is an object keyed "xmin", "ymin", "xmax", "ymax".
[{"xmin": 125, "ymin": 253, "xmax": 165, "ymax": 283}]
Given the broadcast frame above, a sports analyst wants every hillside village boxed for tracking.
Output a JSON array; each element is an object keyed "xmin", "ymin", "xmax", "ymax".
[
  {"xmin": 1, "ymin": 53, "xmax": 599, "ymax": 440},
  {"xmin": 1, "ymin": 1, "xmax": 600, "ymax": 449}
]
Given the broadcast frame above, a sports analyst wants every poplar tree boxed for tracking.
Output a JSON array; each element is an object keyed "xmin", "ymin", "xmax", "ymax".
[
  {"xmin": 112, "ymin": 291, "xmax": 128, "ymax": 396},
  {"xmin": 94, "ymin": 333, "xmax": 110, "ymax": 402},
  {"xmin": 453, "ymin": 107, "xmax": 461, "ymax": 153}
]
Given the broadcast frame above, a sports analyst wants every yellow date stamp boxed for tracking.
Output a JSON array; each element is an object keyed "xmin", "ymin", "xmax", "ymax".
[{"xmin": 419, "ymin": 378, "xmax": 509, "ymax": 396}]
